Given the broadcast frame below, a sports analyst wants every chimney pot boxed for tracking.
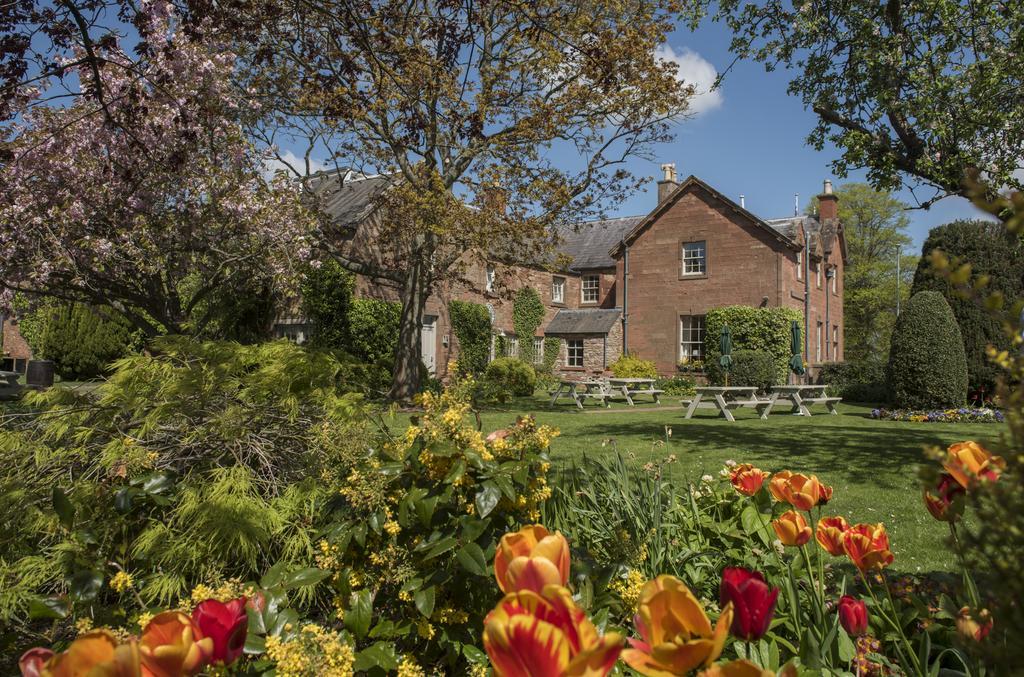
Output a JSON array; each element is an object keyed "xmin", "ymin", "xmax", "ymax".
[
  {"xmin": 823, "ymin": 179, "xmax": 833, "ymax": 195},
  {"xmin": 657, "ymin": 162, "xmax": 679, "ymax": 204},
  {"xmin": 740, "ymin": 194, "xmax": 746, "ymax": 209},
  {"xmin": 818, "ymin": 179, "xmax": 839, "ymax": 221}
]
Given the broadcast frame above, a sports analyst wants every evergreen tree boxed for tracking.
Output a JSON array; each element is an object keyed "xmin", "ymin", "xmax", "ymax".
[{"xmin": 887, "ymin": 291, "xmax": 968, "ymax": 408}]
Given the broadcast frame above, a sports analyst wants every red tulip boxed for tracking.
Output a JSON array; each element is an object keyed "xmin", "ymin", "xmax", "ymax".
[
  {"xmin": 923, "ymin": 473, "xmax": 965, "ymax": 522},
  {"xmin": 837, "ymin": 595, "xmax": 868, "ymax": 636},
  {"xmin": 192, "ymin": 598, "xmax": 248, "ymax": 666},
  {"xmin": 18, "ymin": 648, "xmax": 54, "ymax": 677},
  {"xmin": 718, "ymin": 568, "xmax": 779, "ymax": 641}
]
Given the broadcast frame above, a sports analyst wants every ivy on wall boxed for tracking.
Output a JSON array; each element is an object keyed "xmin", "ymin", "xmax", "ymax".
[
  {"xmin": 703, "ymin": 305, "xmax": 803, "ymax": 383},
  {"xmin": 449, "ymin": 300, "xmax": 491, "ymax": 374},
  {"xmin": 512, "ymin": 287, "xmax": 545, "ymax": 364}
]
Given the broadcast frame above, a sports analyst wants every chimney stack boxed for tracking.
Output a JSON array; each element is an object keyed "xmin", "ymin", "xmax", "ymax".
[
  {"xmin": 818, "ymin": 179, "xmax": 838, "ymax": 221},
  {"xmin": 658, "ymin": 162, "xmax": 678, "ymax": 204}
]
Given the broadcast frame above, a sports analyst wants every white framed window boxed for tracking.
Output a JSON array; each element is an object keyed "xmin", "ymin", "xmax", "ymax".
[
  {"xmin": 832, "ymin": 325, "xmax": 839, "ymax": 357},
  {"xmin": 533, "ymin": 337, "xmax": 545, "ymax": 365},
  {"xmin": 566, "ymin": 339, "xmax": 584, "ymax": 368},
  {"xmin": 485, "ymin": 264, "xmax": 496, "ymax": 292},
  {"xmin": 681, "ymin": 241, "xmax": 706, "ymax": 276},
  {"xmin": 581, "ymin": 275, "xmax": 600, "ymax": 303},
  {"xmin": 816, "ymin": 321, "xmax": 823, "ymax": 362},
  {"xmin": 504, "ymin": 335, "xmax": 519, "ymax": 358},
  {"xmin": 551, "ymin": 276, "xmax": 565, "ymax": 304},
  {"xmin": 815, "ymin": 262, "xmax": 821, "ymax": 288},
  {"xmin": 831, "ymin": 268, "xmax": 837, "ymax": 294},
  {"xmin": 679, "ymin": 315, "xmax": 706, "ymax": 362},
  {"xmin": 797, "ymin": 250, "xmax": 803, "ymax": 279}
]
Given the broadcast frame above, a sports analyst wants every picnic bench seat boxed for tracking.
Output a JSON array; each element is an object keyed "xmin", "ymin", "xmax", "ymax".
[{"xmin": 802, "ymin": 396, "xmax": 842, "ymax": 414}]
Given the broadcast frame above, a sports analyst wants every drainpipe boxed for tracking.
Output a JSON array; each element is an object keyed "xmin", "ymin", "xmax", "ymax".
[
  {"xmin": 825, "ymin": 267, "xmax": 833, "ymax": 362},
  {"xmin": 803, "ymin": 227, "xmax": 810, "ymax": 383},
  {"xmin": 621, "ymin": 239, "xmax": 629, "ymax": 355}
]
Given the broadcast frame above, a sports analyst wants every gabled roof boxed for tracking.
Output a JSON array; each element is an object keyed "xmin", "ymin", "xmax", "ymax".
[
  {"xmin": 545, "ymin": 308, "xmax": 621, "ymax": 334},
  {"xmin": 608, "ymin": 175, "xmax": 801, "ymax": 258},
  {"xmin": 553, "ymin": 216, "xmax": 644, "ymax": 271},
  {"xmin": 309, "ymin": 171, "xmax": 393, "ymax": 227}
]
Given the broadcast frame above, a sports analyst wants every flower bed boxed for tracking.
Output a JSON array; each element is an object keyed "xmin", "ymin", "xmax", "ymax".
[{"xmin": 871, "ymin": 407, "xmax": 1005, "ymax": 423}]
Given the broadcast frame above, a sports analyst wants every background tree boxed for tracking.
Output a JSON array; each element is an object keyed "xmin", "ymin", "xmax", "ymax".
[
  {"xmin": 812, "ymin": 183, "xmax": 914, "ymax": 361},
  {"xmin": 33, "ymin": 302, "xmax": 143, "ymax": 380},
  {"xmin": 244, "ymin": 0, "xmax": 696, "ymax": 400},
  {"xmin": 0, "ymin": 5, "xmax": 312, "ymax": 337},
  {"xmin": 911, "ymin": 219, "xmax": 1024, "ymax": 392},
  {"xmin": 717, "ymin": 0, "xmax": 1024, "ymax": 205}
]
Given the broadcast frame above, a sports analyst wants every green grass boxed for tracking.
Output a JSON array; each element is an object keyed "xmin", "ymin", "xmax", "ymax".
[{"xmin": 468, "ymin": 399, "xmax": 1008, "ymax": 575}]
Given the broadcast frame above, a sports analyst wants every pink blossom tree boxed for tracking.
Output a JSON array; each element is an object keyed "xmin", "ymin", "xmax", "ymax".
[{"xmin": 0, "ymin": 2, "xmax": 312, "ymax": 337}]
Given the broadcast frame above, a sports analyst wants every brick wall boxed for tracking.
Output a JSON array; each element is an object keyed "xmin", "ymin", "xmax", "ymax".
[{"xmin": 2, "ymin": 315, "xmax": 32, "ymax": 369}]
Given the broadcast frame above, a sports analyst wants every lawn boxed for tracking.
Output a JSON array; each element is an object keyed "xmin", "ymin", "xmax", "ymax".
[{"xmin": 462, "ymin": 399, "xmax": 1008, "ymax": 575}]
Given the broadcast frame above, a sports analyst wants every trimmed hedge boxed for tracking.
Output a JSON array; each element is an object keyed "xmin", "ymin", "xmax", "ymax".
[
  {"xmin": 706, "ymin": 349, "xmax": 777, "ymax": 392},
  {"xmin": 483, "ymin": 357, "xmax": 537, "ymax": 397},
  {"xmin": 449, "ymin": 300, "xmax": 492, "ymax": 375},
  {"xmin": 817, "ymin": 360, "xmax": 887, "ymax": 403},
  {"xmin": 609, "ymin": 354, "xmax": 658, "ymax": 379},
  {"xmin": 887, "ymin": 291, "xmax": 968, "ymax": 408},
  {"xmin": 704, "ymin": 306, "xmax": 803, "ymax": 383}
]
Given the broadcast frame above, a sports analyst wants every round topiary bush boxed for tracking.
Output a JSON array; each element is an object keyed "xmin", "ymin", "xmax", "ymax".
[
  {"xmin": 887, "ymin": 290, "xmax": 968, "ymax": 408},
  {"xmin": 483, "ymin": 357, "xmax": 537, "ymax": 397},
  {"xmin": 609, "ymin": 354, "xmax": 658, "ymax": 378},
  {"xmin": 706, "ymin": 349, "xmax": 777, "ymax": 392}
]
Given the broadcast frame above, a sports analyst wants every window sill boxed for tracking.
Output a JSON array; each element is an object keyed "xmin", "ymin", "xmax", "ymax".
[
  {"xmin": 580, "ymin": 300, "xmax": 599, "ymax": 306},
  {"xmin": 678, "ymin": 273, "xmax": 708, "ymax": 280},
  {"xmin": 562, "ymin": 366, "xmax": 585, "ymax": 371}
]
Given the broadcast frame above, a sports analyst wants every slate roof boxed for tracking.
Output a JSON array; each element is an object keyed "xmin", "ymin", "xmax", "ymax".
[
  {"xmin": 310, "ymin": 171, "xmax": 393, "ymax": 227},
  {"xmin": 545, "ymin": 308, "xmax": 622, "ymax": 335},
  {"xmin": 765, "ymin": 215, "xmax": 843, "ymax": 259},
  {"xmin": 553, "ymin": 216, "xmax": 644, "ymax": 271}
]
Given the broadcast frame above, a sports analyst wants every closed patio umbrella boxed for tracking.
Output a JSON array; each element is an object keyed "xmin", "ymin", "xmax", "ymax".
[
  {"xmin": 719, "ymin": 324, "xmax": 733, "ymax": 387},
  {"xmin": 789, "ymin": 320, "xmax": 805, "ymax": 379}
]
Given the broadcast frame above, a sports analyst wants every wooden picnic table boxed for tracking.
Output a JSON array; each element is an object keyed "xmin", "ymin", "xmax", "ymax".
[
  {"xmin": 683, "ymin": 386, "xmax": 767, "ymax": 422},
  {"xmin": 548, "ymin": 379, "xmax": 610, "ymax": 410},
  {"xmin": 607, "ymin": 377, "xmax": 664, "ymax": 406},
  {"xmin": 760, "ymin": 385, "xmax": 841, "ymax": 418}
]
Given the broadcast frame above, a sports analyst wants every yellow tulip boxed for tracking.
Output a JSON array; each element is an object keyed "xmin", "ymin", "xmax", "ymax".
[
  {"xmin": 494, "ymin": 524, "xmax": 570, "ymax": 594},
  {"xmin": 772, "ymin": 511, "xmax": 811, "ymax": 547},
  {"xmin": 944, "ymin": 441, "xmax": 1005, "ymax": 488},
  {"xmin": 621, "ymin": 575, "xmax": 732, "ymax": 676},
  {"xmin": 139, "ymin": 611, "xmax": 212, "ymax": 677}
]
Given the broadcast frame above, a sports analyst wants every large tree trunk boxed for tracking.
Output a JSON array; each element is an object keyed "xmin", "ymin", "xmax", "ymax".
[{"xmin": 388, "ymin": 256, "xmax": 429, "ymax": 403}]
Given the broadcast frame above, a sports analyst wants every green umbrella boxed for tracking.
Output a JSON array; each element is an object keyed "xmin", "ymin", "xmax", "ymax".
[
  {"xmin": 789, "ymin": 320, "xmax": 806, "ymax": 377},
  {"xmin": 719, "ymin": 324, "xmax": 733, "ymax": 386}
]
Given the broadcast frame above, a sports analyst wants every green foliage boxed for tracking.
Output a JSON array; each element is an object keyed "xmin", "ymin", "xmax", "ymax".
[
  {"xmin": 887, "ymin": 291, "xmax": 968, "ymax": 408},
  {"xmin": 706, "ymin": 349, "xmax": 777, "ymax": 392},
  {"xmin": 653, "ymin": 375, "xmax": 696, "ymax": 397},
  {"xmin": 608, "ymin": 354, "xmax": 658, "ymax": 378},
  {"xmin": 704, "ymin": 306, "xmax": 803, "ymax": 383},
  {"xmin": 301, "ymin": 259, "xmax": 356, "ymax": 350},
  {"xmin": 817, "ymin": 360, "xmax": 888, "ymax": 403},
  {"xmin": 512, "ymin": 287, "xmax": 545, "ymax": 364},
  {"xmin": 483, "ymin": 357, "xmax": 537, "ymax": 397},
  {"xmin": 449, "ymin": 300, "xmax": 491, "ymax": 375},
  {"xmin": 346, "ymin": 298, "xmax": 402, "ymax": 365},
  {"xmin": 911, "ymin": 220, "xmax": 1024, "ymax": 391},
  {"xmin": 14, "ymin": 298, "xmax": 144, "ymax": 380},
  {"xmin": 541, "ymin": 337, "xmax": 560, "ymax": 372}
]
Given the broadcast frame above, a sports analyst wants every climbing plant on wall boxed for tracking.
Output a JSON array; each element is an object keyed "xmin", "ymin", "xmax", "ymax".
[
  {"xmin": 512, "ymin": 287, "xmax": 545, "ymax": 364},
  {"xmin": 449, "ymin": 300, "xmax": 492, "ymax": 374}
]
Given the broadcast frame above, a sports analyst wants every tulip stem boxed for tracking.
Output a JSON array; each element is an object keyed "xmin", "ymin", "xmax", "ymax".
[
  {"xmin": 858, "ymin": 570, "xmax": 921, "ymax": 676},
  {"xmin": 948, "ymin": 522, "xmax": 980, "ymax": 609},
  {"xmin": 881, "ymin": 576, "xmax": 924, "ymax": 676},
  {"xmin": 799, "ymin": 544, "xmax": 824, "ymax": 625}
]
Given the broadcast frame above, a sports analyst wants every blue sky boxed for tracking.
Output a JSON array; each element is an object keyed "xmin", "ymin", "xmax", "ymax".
[{"xmin": 605, "ymin": 19, "xmax": 991, "ymax": 252}]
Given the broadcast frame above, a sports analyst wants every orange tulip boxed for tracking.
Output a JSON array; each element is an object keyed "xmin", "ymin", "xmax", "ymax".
[
  {"xmin": 956, "ymin": 607, "xmax": 993, "ymax": 642},
  {"xmin": 730, "ymin": 464, "xmax": 768, "ymax": 496},
  {"xmin": 816, "ymin": 483, "xmax": 834, "ymax": 506},
  {"xmin": 815, "ymin": 516, "xmax": 849, "ymax": 556},
  {"xmin": 944, "ymin": 441, "xmax": 1006, "ymax": 488},
  {"xmin": 494, "ymin": 525, "xmax": 570, "ymax": 594},
  {"xmin": 772, "ymin": 511, "xmax": 811, "ymax": 547},
  {"xmin": 842, "ymin": 523, "xmax": 894, "ymax": 572},
  {"xmin": 139, "ymin": 612, "xmax": 211, "ymax": 677},
  {"xmin": 923, "ymin": 473, "xmax": 966, "ymax": 522},
  {"xmin": 483, "ymin": 584, "xmax": 623, "ymax": 677},
  {"xmin": 767, "ymin": 470, "xmax": 792, "ymax": 502},
  {"xmin": 700, "ymin": 659, "xmax": 775, "ymax": 677},
  {"xmin": 621, "ymin": 575, "xmax": 732, "ymax": 676},
  {"xmin": 39, "ymin": 630, "xmax": 141, "ymax": 677},
  {"xmin": 770, "ymin": 473, "xmax": 824, "ymax": 511}
]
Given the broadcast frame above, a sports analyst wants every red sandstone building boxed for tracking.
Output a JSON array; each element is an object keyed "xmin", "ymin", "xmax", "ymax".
[{"xmin": 278, "ymin": 164, "xmax": 846, "ymax": 379}]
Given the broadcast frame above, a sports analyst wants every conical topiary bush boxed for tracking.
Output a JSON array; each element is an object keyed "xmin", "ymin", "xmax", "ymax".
[{"xmin": 886, "ymin": 290, "xmax": 968, "ymax": 408}]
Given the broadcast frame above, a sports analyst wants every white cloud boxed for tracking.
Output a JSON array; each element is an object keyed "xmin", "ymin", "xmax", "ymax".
[
  {"xmin": 264, "ymin": 149, "xmax": 328, "ymax": 178},
  {"xmin": 654, "ymin": 45, "xmax": 723, "ymax": 116}
]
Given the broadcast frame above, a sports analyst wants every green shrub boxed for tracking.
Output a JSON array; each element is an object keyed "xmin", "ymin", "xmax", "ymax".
[
  {"xmin": 483, "ymin": 356, "xmax": 537, "ymax": 397},
  {"xmin": 449, "ymin": 300, "xmax": 491, "ymax": 374},
  {"xmin": 706, "ymin": 349, "xmax": 777, "ymax": 392},
  {"xmin": 346, "ymin": 298, "xmax": 401, "ymax": 365},
  {"xmin": 512, "ymin": 287, "xmax": 545, "ymax": 364},
  {"xmin": 912, "ymin": 219, "xmax": 1024, "ymax": 391},
  {"xmin": 301, "ymin": 259, "xmax": 355, "ymax": 350},
  {"xmin": 609, "ymin": 354, "xmax": 658, "ymax": 378},
  {"xmin": 30, "ymin": 301, "xmax": 143, "ymax": 380},
  {"xmin": 704, "ymin": 306, "xmax": 803, "ymax": 383},
  {"xmin": 654, "ymin": 375, "xmax": 697, "ymax": 397},
  {"xmin": 887, "ymin": 291, "xmax": 968, "ymax": 408},
  {"xmin": 817, "ymin": 360, "xmax": 888, "ymax": 403}
]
